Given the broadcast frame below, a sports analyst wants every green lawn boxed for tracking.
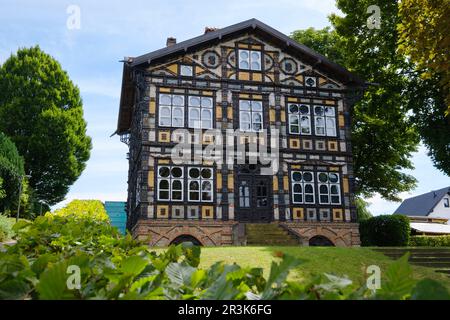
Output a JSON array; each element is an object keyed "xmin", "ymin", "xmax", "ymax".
[{"xmin": 187, "ymin": 246, "xmax": 450, "ymax": 288}]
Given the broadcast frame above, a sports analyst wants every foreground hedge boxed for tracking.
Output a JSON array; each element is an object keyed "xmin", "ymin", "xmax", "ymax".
[
  {"xmin": 359, "ymin": 215, "xmax": 410, "ymax": 247},
  {"xmin": 0, "ymin": 213, "xmax": 449, "ymax": 299},
  {"xmin": 410, "ymin": 235, "xmax": 450, "ymax": 247}
]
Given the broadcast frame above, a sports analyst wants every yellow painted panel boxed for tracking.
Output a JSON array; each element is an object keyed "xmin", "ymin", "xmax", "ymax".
[
  {"xmin": 293, "ymin": 208, "xmax": 304, "ymax": 220},
  {"xmin": 158, "ymin": 159, "xmax": 170, "ymax": 164},
  {"xmin": 253, "ymin": 73, "xmax": 262, "ymax": 82},
  {"xmin": 287, "ymin": 97, "xmax": 298, "ymax": 102},
  {"xmin": 202, "ymin": 90, "xmax": 213, "ymax": 96},
  {"xmin": 239, "ymin": 93, "xmax": 250, "ymax": 99},
  {"xmin": 283, "ymin": 176, "xmax": 289, "ymax": 191},
  {"xmin": 269, "ymin": 109, "xmax": 276, "ymax": 122},
  {"xmin": 291, "ymin": 165, "xmax": 301, "ymax": 169},
  {"xmin": 252, "ymin": 94, "xmax": 263, "ymax": 100},
  {"xmin": 216, "ymin": 106, "xmax": 222, "ymax": 119},
  {"xmin": 343, "ymin": 178, "xmax": 349, "ymax": 193},
  {"xmin": 227, "ymin": 107, "xmax": 233, "ymax": 120},
  {"xmin": 325, "ymin": 100, "xmax": 335, "ymax": 105},
  {"xmin": 328, "ymin": 141, "xmax": 338, "ymax": 151},
  {"xmin": 238, "ymin": 43, "xmax": 249, "ymax": 49},
  {"xmin": 158, "ymin": 131, "xmax": 170, "ymax": 143},
  {"xmin": 239, "ymin": 72, "xmax": 250, "ymax": 81},
  {"xmin": 157, "ymin": 205, "xmax": 169, "ymax": 218},
  {"xmin": 195, "ymin": 65, "xmax": 206, "ymax": 75},
  {"xmin": 289, "ymin": 138, "xmax": 300, "ymax": 149},
  {"xmin": 329, "ymin": 166, "xmax": 339, "ymax": 171},
  {"xmin": 202, "ymin": 206, "xmax": 214, "ymax": 219},
  {"xmin": 319, "ymin": 77, "xmax": 327, "ymax": 85},
  {"xmin": 148, "ymin": 171, "xmax": 154, "ymax": 188},
  {"xmin": 333, "ymin": 209, "xmax": 343, "ymax": 221},
  {"xmin": 280, "ymin": 110, "xmax": 286, "ymax": 122},
  {"xmin": 217, "ymin": 173, "xmax": 222, "ymax": 190},
  {"xmin": 295, "ymin": 75, "xmax": 304, "ymax": 83},
  {"xmin": 167, "ymin": 64, "xmax": 178, "ymax": 74},
  {"xmin": 273, "ymin": 176, "xmax": 278, "ymax": 190},
  {"xmin": 228, "ymin": 174, "xmax": 234, "ymax": 190},
  {"xmin": 149, "ymin": 101, "xmax": 156, "ymax": 114},
  {"xmin": 250, "ymin": 44, "xmax": 262, "ymax": 50},
  {"xmin": 159, "ymin": 87, "xmax": 171, "ymax": 93},
  {"xmin": 339, "ymin": 115, "xmax": 345, "ymax": 127}
]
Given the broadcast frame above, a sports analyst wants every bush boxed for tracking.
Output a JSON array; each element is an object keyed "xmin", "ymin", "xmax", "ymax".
[
  {"xmin": 0, "ymin": 214, "xmax": 15, "ymax": 242},
  {"xmin": 0, "ymin": 214, "xmax": 448, "ymax": 299},
  {"xmin": 359, "ymin": 215, "xmax": 410, "ymax": 246},
  {"xmin": 410, "ymin": 235, "xmax": 450, "ymax": 247},
  {"xmin": 51, "ymin": 199, "xmax": 109, "ymax": 222}
]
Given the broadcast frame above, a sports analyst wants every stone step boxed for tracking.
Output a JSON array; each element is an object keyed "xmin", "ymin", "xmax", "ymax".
[{"xmin": 245, "ymin": 223, "xmax": 300, "ymax": 246}]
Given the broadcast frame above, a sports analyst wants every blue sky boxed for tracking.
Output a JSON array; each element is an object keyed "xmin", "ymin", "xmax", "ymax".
[{"xmin": 0, "ymin": 0, "xmax": 448, "ymax": 215}]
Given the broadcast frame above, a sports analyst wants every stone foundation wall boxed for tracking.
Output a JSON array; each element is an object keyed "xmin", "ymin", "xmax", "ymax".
[
  {"xmin": 280, "ymin": 222, "xmax": 360, "ymax": 246},
  {"xmin": 132, "ymin": 219, "xmax": 241, "ymax": 246},
  {"xmin": 132, "ymin": 219, "xmax": 360, "ymax": 247}
]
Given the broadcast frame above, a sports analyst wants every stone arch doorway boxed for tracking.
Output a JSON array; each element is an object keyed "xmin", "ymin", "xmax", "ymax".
[
  {"xmin": 170, "ymin": 235, "xmax": 203, "ymax": 246},
  {"xmin": 309, "ymin": 235, "xmax": 335, "ymax": 247}
]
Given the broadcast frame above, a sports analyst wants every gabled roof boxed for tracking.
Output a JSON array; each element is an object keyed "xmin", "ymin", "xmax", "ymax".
[
  {"xmin": 116, "ymin": 18, "xmax": 365, "ymax": 134},
  {"xmin": 394, "ymin": 187, "xmax": 450, "ymax": 217},
  {"xmin": 129, "ymin": 18, "xmax": 363, "ymax": 85}
]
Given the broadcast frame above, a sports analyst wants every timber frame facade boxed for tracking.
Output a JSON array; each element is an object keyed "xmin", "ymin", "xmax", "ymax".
[{"xmin": 116, "ymin": 19, "xmax": 364, "ymax": 246}]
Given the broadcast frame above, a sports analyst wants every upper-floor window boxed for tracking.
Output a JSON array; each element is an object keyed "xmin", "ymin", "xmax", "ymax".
[
  {"xmin": 288, "ymin": 104, "xmax": 311, "ymax": 135},
  {"xmin": 157, "ymin": 166, "xmax": 184, "ymax": 201},
  {"xmin": 239, "ymin": 100, "xmax": 263, "ymax": 132},
  {"xmin": 444, "ymin": 198, "xmax": 449, "ymax": 208},
  {"xmin": 188, "ymin": 96, "xmax": 213, "ymax": 129},
  {"xmin": 314, "ymin": 106, "xmax": 336, "ymax": 137},
  {"xmin": 288, "ymin": 103, "xmax": 337, "ymax": 137},
  {"xmin": 159, "ymin": 94, "xmax": 184, "ymax": 127},
  {"xmin": 238, "ymin": 50, "xmax": 261, "ymax": 71},
  {"xmin": 317, "ymin": 172, "xmax": 341, "ymax": 204},
  {"xmin": 291, "ymin": 171, "xmax": 315, "ymax": 204},
  {"xmin": 180, "ymin": 65, "xmax": 193, "ymax": 76}
]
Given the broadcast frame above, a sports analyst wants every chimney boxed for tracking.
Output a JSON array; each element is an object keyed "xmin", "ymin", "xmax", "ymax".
[
  {"xmin": 166, "ymin": 37, "xmax": 177, "ymax": 47},
  {"xmin": 204, "ymin": 26, "xmax": 219, "ymax": 34}
]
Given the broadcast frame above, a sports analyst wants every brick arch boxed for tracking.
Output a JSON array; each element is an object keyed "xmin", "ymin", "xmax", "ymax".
[
  {"xmin": 170, "ymin": 234, "xmax": 203, "ymax": 246},
  {"xmin": 302, "ymin": 227, "xmax": 350, "ymax": 247},
  {"xmin": 166, "ymin": 227, "xmax": 217, "ymax": 246}
]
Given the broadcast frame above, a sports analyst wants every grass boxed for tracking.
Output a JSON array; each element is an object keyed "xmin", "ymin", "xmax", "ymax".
[{"xmin": 190, "ymin": 246, "xmax": 450, "ymax": 288}]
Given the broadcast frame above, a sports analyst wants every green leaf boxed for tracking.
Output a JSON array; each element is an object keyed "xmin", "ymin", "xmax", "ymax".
[
  {"xmin": 411, "ymin": 279, "xmax": 450, "ymax": 300},
  {"xmin": 166, "ymin": 262, "xmax": 196, "ymax": 287},
  {"xmin": 261, "ymin": 254, "xmax": 302, "ymax": 299},
  {"xmin": 376, "ymin": 253, "xmax": 416, "ymax": 300},
  {"xmin": 121, "ymin": 256, "xmax": 148, "ymax": 276},
  {"xmin": 37, "ymin": 261, "xmax": 76, "ymax": 300}
]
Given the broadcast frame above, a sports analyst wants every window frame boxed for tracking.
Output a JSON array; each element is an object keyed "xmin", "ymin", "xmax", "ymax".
[
  {"xmin": 158, "ymin": 93, "xmax": 185, "ymax": 128},
  {"xmin": 444, "ymin": 198, "xmax": 450, "ymax": 208},
  {"xmin": 187, "ymin": 167, "xmax": 214, "ymax": 203},
  {"xmin": 287, "ymin": 103, "xmax": 312, "ymax": 135},
  {"xmin": 238, "ymin": 49, "xmax": 262, "ymax": 71},
  {"xmin": 291, "ymin": 170, "xmax": 315, "ymax": 204},
  {"xmin": 239, "ymin": 99, "xmax": 264, "ymax": 132},
  {"xmin": 317, "ymin": 172, "xmax": 341, "ymax": 205},
  {"xmin": 313, "ymin": 105, "xmax": 337, "ymax": 137},
  {"xmin": 188, "ymin": 95, "xmax": 214, "ymax": 129},
  {"xmin": 156, "ymin": 165, "xmax": 184, "ymax": 202}
]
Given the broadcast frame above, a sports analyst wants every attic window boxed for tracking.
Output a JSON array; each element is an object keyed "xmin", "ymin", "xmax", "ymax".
[
  {"xmin": 180, "ymin": 65, "xmax": 193, "ymax": 76},
  {"xmin": 445, "ymin": 198, "xmax": 449, "ymax": 208},
  {"xmin": 238, "ymin": 50, "xmax": 261, "ymax": 71}
]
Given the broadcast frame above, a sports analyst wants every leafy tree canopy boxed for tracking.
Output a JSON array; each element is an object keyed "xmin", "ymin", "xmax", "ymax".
[
  {"xmin": 398, "ymin": 0, "xmax": 450, "ymax": 115},
  {"xmin": 292, "ymin": 0, "xmax": 449, "ymax": 200},
  {"xmin": 0, "ymin": 46, "xmax": 92, "ymax": 205},
  {"xmin": 52, "ymin": 199, "xmax": 109, "ymax": 222},
  {"xmin": 0, "ymin": 132, "xmax": 24, "ymax": 211}
]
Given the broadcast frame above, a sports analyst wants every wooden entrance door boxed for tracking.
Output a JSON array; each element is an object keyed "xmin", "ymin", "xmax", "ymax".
[{"xmin": 236, "ymin": 174, "xmax": 272, "ymax": 222}]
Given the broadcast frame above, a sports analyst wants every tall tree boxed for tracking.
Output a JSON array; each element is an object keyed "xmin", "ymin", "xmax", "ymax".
[
  {"xmin": 0, "ymin": 47, "xmax": 92, "ymax": 205},
  {"xmin": 398, "ymin": 0, "xmax": 450, "ymax": 174},
  {"xmin": 0, "ymin": 132, "xmax": 24, "ymax": 211},
  {"xmin": 398, "ymin": 0, "xmax": 450, "ymax": 115},
  {"xmin": 292, "ymin": 1, "xmax": 420, "ymax": 201}
]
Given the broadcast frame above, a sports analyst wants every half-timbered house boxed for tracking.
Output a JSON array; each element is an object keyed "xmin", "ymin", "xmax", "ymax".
[{"xmin": 116, "ymin": 19, "xmax": 364, "ymax": 246}]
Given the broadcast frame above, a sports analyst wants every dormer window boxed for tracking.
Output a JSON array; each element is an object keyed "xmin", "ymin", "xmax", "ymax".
[
  {"xmin": 238, "ymin": 50, "xmax": 261, "ymax": 70},
  {"xmin": 180, "ymin": 65, "xmax": 193, "ymax": 76},
  {"xmin": 445, "ymin": 198, "xmax": 449, "ymax": 208}
]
